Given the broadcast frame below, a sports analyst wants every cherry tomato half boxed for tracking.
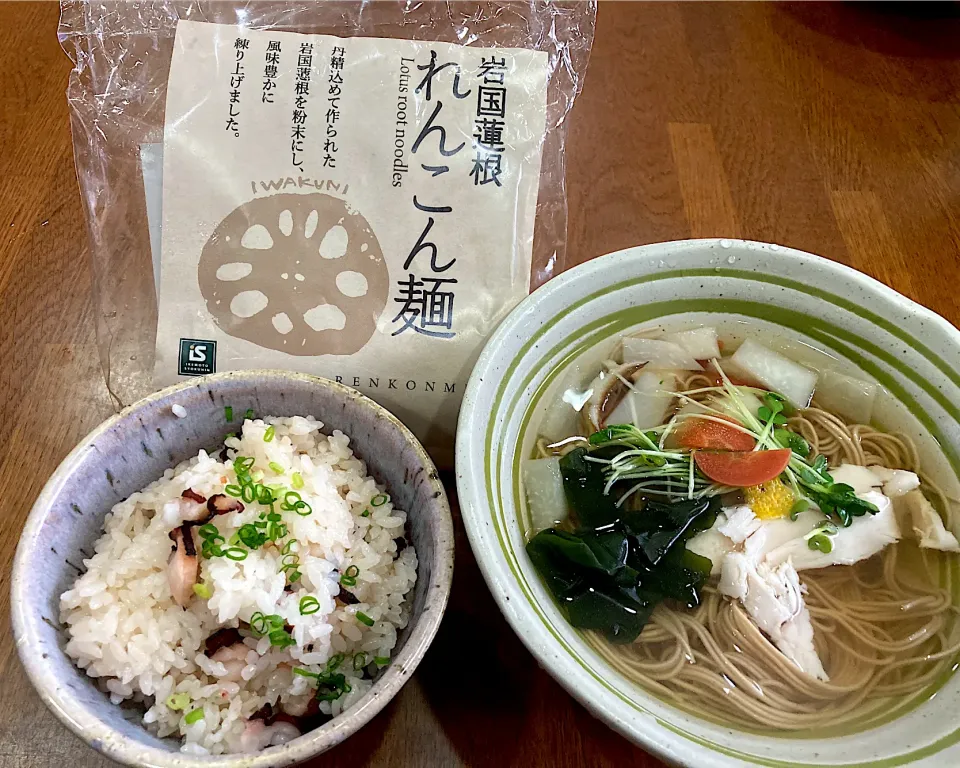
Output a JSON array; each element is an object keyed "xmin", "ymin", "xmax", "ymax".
[
  {"xmin": 694, "ymin": 448, "xmax": 792, "ymax": 487},
  {"xmin": 677, "ymin": 417, "xmax": 756, "ymax": 452}
]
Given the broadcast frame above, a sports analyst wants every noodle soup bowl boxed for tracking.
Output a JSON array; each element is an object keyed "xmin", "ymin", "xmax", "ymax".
[{"xmin": 456, "ymin": 239, "xmax": 960, "ymax": 767}]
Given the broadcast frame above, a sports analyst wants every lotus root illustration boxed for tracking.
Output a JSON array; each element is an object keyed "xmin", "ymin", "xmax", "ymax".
[{"xmin": 198, "ymin": 193, "xmax": 388, "ymax": 356}]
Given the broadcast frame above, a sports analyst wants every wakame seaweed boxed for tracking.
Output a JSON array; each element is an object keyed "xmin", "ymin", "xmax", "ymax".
[
  {"xmin": 558, "ymin": 447, "xmax": 621, "ymax": 530},
  {"xmin": 527, "ymin": 529, "xmax": 653, "ymax": 643},
  {"xmin": 527, "ymin": 456, "xmax": 720, "ymax": 643}
]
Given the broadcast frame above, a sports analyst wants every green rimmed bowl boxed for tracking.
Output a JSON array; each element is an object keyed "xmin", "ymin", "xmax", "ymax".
[{"xmin": 455, "ymin": 239, "xmax": 960, "ymax": 768}]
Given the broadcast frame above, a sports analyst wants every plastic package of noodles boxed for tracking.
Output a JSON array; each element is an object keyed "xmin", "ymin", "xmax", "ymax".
[{"xmin": 58, "ymin": 0, "xmax": 597, "ymax": 464}]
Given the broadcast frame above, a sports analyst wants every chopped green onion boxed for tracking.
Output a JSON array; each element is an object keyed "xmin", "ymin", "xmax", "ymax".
[
  {"xmin": 184, "ymin": 708, "xmax": 204, "ymax": 725},
  {"xmin": 264, "ymin": 425, "xmax": 276, "ymax": 442},
  {"xmin": 807, "ymin": 533, "xmax": 833, "ymax": 553},
  {"xmin": 198, "ymin": 528, "xmax": 224, "ymax": 553},
  {"xmin": 294, "ymin": 500, "xmax": 312, "ymax": 516},
  {"xmin": 224, "ymin": 547, "xmax": 248, "ymax": 561},
  {"xmin": 269, "ymin": 628, "xmax": 296, "ymax": 649},
  {"xmin": 198, "ymin": 524, "xmax": 218, "ymax": 539},
  {"xmin": 293, "ymin": 667, "xmax": 320, "ymax": 678},
  {"xmin": 356, "ymin": 611, "xmax": 374, "ymax": 627},
  {"xmin": 240, "ymin": 484, "xmax": 256, "ymax": 503},
  {"xmin": 293, "ymin": 667, "xmax": 320, "ymax": 679},
  {"xmin": 250, "ymin": 612, "xmax": 268, "ymax": 634},
  {"xmin": 315, "ymin": 675, "xmax": 351, "ymax": 702},
  {"xmin": 361, "ymin": 509, "xmax": 370, "ymax": 518},
  {"xmin": 224, "ymin": 484, "xmax": 243, "ymax": 497},
  {"xmin": 294, "ymin": 655, "xmax": 351, "ymax": 702},
  {"xmin": 237, "ymin": 524, "xmax": 267, "ymax": 549},
  {"xmin": 299, "ymin": 596, "xmax": 321, "ymax": 616},
  {"xmin": 256, "ymin": 485, "xmax": 275, "ymax": 505},
  {"xmin": 244, "ymin": 408, "xmax": 255, "ymax": 420},
  {"xmin": 280, "ymin": 539, "xmax": 301, "ymax": 582},
  {"xmin": 165, "ymin": 692, "xmax": 191, "ymax": 710},
  {"xmin": 201, "ymin": 541, "xmax": 224, "ymax": 558},
  {"xmin": 280, "ymin": 491, "xmax": 302, "ymax": 511},
  {"xmin": 374, "ymin": 656, "xmax": 389, "ymax": 666},
  {"xmin": 250, "ymin": 613, "xmax": 288, "ymax": 637},
  {"xmin": 353, "ymin": 652, "xmax": 367, "ymax": 671},
  {"xmin": 340, "ymin": 565, "xmax": 360, "ymax": 587},
  {"xmin": 224, "ymin": 406, "xmax": 233, "ymax": 422},
  {"xmin": 193, "ymin": 583, "xmax": 212, "ymax": 599},
  {"xmin": 371, "ymin": 493, "xmax": 390, "ymax": 507},
  {"xmin": 291, "ymin": 472, "xmax": 304, "ymax": 490},
  {"xmin": 804, "ymin": 520, "xmax": 838, "ymax": 553},
  {"xmin": 235, "ymin": 456, "xmax": 255, "ymax": 472},
  {"xmin": 268, "ymin": 461, "xmax": 284, "ymax": 474},
  {"xmin": 805, "ymin": 521, "xmax": 838, "ymax": 538}
]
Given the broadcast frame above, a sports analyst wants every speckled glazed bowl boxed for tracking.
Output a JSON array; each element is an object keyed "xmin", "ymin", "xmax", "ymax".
[
  {"xmin": 12, "ymin": 371, "xmax": 454, "ymax": 767},
  {"xmin": 456, "ymin": 239, "xmax": 960, "ymax": 768}
]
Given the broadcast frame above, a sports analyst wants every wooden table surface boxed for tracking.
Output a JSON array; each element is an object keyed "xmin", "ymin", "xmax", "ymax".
[{"xmin": 2, "ymin": 2, "xmax": 960, "ymax": 766}]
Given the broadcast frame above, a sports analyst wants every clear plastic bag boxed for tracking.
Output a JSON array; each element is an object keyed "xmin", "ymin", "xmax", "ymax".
[{"xmin": 59, "ymin": 1, "xmax": 596, "ymax": 461}]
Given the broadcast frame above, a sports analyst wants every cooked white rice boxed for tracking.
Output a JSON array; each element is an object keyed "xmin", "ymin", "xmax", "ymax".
[{"xmin": 59, "ymin": 415, "xmax": 417, "ymax": 754}]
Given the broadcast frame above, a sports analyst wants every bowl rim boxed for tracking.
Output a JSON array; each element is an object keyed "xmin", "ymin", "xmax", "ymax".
[
  {"xmin": 11, "ymin": 369, "xmax": 455, "ymax": 767},
  {"xmin": 455, "ymin": 238, "xmax": 960, "ymax": 768}
]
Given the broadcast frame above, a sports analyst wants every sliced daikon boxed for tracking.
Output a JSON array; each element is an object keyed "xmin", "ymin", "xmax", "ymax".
[
  {"xmin": 730, "ymin": 339, "xmax": 818, "ymax": 408},
  {"xmin": 622, "ymin": 337, "xmax": 702, "ymax": 371},
  {"xmin": 663, "ymin": 327, "xmax": 720, "ymax": 360},
  {"xmin": 539, "ymin": 362, "xmax": 597, "ymax": 442},
  {"xmin": 605, "ymin": 371, "xmax": 677, "ymax": 429},
  {"xmin": 814, "ymin": 370, "xmax": 878, "ymax": 424},
  {"xmin": 584, "ymin": 363, "xmax": 645, "ymax": 432},
  {"xmin": 715, "ymin": 357, "xmax": 763, "ymax": 388},
  {"xmin": 539, "ymin": 401, "xmax": 581, "ymax": 444},
  {"xmin": 523, "ymin": 457, "xmax": 569, "ymax": 533}
]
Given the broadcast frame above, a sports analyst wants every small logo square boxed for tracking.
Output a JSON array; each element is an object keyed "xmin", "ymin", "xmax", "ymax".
[{"xmin": 178, "ymin": 338, "xmax": 217, "ymax": 376}]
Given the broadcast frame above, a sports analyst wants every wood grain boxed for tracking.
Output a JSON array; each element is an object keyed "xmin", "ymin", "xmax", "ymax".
[
  {"xmin": 668, "ymin": 123, "xmax": 740, "ymax": 237},
  {"xmin": 2, "ymin": 2, "xmax": 959, "ymax": 766}
]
